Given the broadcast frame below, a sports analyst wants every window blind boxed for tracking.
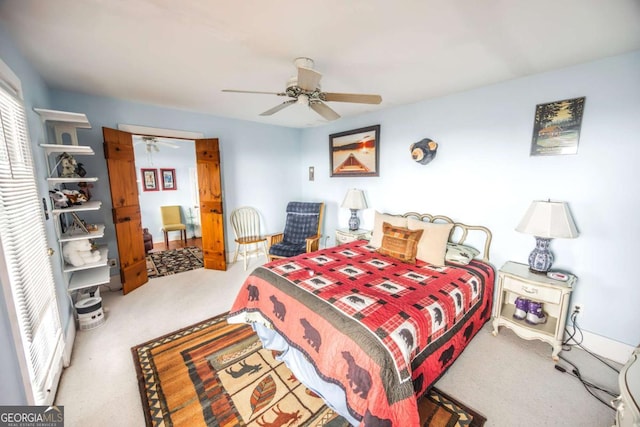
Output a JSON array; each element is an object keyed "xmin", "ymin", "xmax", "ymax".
[{"xmin": 0, "ymin": 84, "xmax": 64, "ymax": 405}]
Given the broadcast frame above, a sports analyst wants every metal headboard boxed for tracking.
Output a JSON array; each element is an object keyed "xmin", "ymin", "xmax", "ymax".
[{"xmin": 399, "ymin": 212, "xmax": 493, "ymax": 263}]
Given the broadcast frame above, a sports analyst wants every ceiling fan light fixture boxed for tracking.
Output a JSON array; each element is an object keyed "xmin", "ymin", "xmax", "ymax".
[{"xmin": 297, "ymin": 94, "xmax": 309, "ymax": 106}]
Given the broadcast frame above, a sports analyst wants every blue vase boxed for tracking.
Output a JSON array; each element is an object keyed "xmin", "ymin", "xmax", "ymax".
[
  {"xmin": 529, "ymin": 237, "xmax": 554, "ymax": 273},
  {"xmin": 348, "ymin": 209, "xmax": 360, "ymax": 231}
]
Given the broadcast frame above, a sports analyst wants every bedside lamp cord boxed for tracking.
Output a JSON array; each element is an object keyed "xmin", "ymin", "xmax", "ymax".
[
  {"xmin": 554, "ymin": 310, "xmax": 621, "ymax": 410},
  {"xmin": 563, "ymin": 311, "xmax": 620, "ymax": 374},
  {"xmin": 554, "ymin": 355, "xmax": 617, "ymax": 410}
]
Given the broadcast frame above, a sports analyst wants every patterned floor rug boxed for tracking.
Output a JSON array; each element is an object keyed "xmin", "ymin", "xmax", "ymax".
[
  {"xmin": 132, "ymin": 313, "xmax": 486, "ymax": 426},
  {"xmin": 146, "ymin": 246, "xmax": 203, "ymax": 278}
]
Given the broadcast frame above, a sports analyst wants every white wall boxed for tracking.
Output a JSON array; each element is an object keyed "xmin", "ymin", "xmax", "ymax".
[{"xmin": 299, "ymin": 51, "xmax": 640, "ymax": 348}]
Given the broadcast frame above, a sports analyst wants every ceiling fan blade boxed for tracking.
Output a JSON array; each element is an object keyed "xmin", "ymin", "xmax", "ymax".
[
  {"xmin": 310, "ymin": 101, "xmax": 341, "ymax": 121},
  {"xmin": 260, "ymin": 100, "xmax": 296, "ymax": 116},
  {"xmin": 322, "ymin": 92, "xmax": 382, "ymax": 104},
  {"xmin": 223, "ymin": 89, "xmax": 287, "ymax": 96},
  {"xmin": 157, "ymin": 141, "xmax": 179, "ymax": 149},
  {"xmin": 297, "ymin": 67, "xmax": 322, "ymax": 92}
]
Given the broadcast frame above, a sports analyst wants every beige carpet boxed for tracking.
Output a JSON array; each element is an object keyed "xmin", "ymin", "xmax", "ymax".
[{"xmin": 55, "ymin": 261, "xmax": 619, "ymax": 427}]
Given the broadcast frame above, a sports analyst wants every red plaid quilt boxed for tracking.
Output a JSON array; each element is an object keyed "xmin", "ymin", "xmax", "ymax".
[{"xmin": 229, "ymin": 241, "xmax": 494, "ymax": 426}]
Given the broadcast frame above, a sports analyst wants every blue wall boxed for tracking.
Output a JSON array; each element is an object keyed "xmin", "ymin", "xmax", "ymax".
[
  {"xmin": 299, "ymin": 51, "xmax": 640, "ymax": 350},
  {"xmin": 1, "ymin": 21, "xmax": 301, "ymax": 403},
  {"xmin": 48, "ymin": 89, "xmax": 302, "ymax": 266},
  {"xmin": 2, "ymin": 18, "xmax": 639, "ymax": 404}
]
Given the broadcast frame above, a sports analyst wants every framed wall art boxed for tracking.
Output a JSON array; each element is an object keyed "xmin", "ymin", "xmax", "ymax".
[
  {"xmin": 141, "ymin": 168, "xmax": 158, "ymax": 192},
  {"xmin": 161, "ymin": 168, "xmax": 177, "ymax": 190},
  {"xmin": 530, "ymin": 97, "xmax": 586, "ymax": 156},
  {"xmin": 329, "ymin": 125, "xmax": 380, "ymax": 177}
]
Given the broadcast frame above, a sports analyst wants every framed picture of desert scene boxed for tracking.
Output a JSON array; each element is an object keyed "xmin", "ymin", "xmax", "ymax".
[{"xmin": 330, "ymin": 125, "xmax": 380, "ymax": 177}]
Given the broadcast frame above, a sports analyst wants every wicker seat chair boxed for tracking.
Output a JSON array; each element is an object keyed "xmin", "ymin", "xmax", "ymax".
[{"xmin": 268, "ymin": 202, "xmax": 325, "ymax": 261}]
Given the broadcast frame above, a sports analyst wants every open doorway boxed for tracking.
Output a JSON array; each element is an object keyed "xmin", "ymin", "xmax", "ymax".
[
  {"xmin": 132, "ymin": 135, "xmax": 202, "ymax": 252},
  {"xmin": 105, "ymin": 127, "xmax": 225, "ymax": 293}
]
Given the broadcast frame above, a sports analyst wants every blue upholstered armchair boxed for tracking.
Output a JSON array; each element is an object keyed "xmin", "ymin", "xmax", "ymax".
[{"xmin": 268, "ymin": 202, "xmax": 325, "ymax": 261}]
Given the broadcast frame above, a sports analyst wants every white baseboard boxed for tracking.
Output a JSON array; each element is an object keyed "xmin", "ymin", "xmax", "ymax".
[
  {"xmin": 566, "ymin": 328, "xmax": 635, "ymax": 365},
  {"xmin": 63, "ymin": 316, "xmax": 76, "ymax": 367},
  {"xmin": 109, "ymin": 274, "xmax": 122, "ymax": 289}
]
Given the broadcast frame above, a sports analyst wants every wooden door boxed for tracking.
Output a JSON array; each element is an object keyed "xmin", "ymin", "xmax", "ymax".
[
  {"xmin": 196, "ymin": 138, "xmax": 226, "ymax": 270},
  {"xmin": 103, "ymin": 127, "xmax": 148, "ymax": 294},
  {"xmin": 103, "ymin": 129, "xmax": 227, "ymax": 293}
]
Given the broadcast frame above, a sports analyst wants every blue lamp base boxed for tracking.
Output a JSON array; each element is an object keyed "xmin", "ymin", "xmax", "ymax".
[
  {"xmin": 348, "ymin": 209, "xmax": 360, "ymax": 231},
  {"xmin": 528, "ymin": 236, "xmax": 554, "ymax": 273}
]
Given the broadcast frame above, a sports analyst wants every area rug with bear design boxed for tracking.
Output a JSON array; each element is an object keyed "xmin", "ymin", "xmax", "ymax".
[{"xmin": 131, "ymin": 313, "xmax": 486, "ymax": 426}]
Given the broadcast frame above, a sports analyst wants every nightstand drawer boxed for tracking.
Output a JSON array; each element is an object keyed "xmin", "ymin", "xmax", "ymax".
[
  {"xmin": 335, "ymin": 229, "xmax": 371, "ymax": 245},
  {"xmin": 502, "ymin": 276, "xmax": 562, "ymax": 304},
  {"xmin": 336, "ymin": 233, "xmax": 358, "ymax": 244}
]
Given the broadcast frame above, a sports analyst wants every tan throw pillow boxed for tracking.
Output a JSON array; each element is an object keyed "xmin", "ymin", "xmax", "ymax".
[
  {"xmin": 377, "ymin": 222, "xmax": 424, "ymax": 264},
  {"xmin": 407, "ymin": 218, "xmax": 454, "ymax": 266},
  {"xmin": 369, "ymin": 211, "xmax": 408, "ymax": 248}
]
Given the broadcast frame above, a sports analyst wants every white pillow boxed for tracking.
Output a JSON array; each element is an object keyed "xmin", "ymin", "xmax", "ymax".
[
  {"xmin": 369, "ymin": 211, "xmax": 408, "ymax": 248},
  {"xmin": 445, "ymin": 243, "xmax": 480, "ymax": 265},
  {"xmin": 406, "ymin": 218, "xmax": 453, "ymax": 266}
]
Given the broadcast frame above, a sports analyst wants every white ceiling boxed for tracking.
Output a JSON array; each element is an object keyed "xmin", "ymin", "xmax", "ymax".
[{"xmin": 1, "ymin": 0, "xmax": 639, "ymax": 128}]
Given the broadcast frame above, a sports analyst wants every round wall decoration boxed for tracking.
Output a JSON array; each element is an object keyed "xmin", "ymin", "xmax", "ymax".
[{"xmin": 410, "ymin": 138, "xmax": 438, "ymax": 165}]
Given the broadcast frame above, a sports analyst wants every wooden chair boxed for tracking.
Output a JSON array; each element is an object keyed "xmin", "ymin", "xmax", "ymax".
[
  {"xmin": 160, "ymin": 205, "xmax": 187, "ymax": 249},
  {"xmin": 230, "ymin": 207, "xmax": 269, "ymax": 270},
  {"xmin": 268, "ymin": 202, "xmax": 324, "ymax": 261}
]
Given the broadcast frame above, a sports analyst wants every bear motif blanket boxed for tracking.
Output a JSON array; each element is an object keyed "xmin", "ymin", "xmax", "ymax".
[{"xmin": 228, "ymin": 241, "xmax": 494, "ymax": 426}]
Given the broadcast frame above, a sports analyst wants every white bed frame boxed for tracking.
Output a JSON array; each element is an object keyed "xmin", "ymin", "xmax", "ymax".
[{"xmin": 395, "ymin": 212, "xmax": 493, "ymax": 263}]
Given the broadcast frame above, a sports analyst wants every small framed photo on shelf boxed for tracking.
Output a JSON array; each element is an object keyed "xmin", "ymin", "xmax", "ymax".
[
  {"xmin": 141, "ymin": 168, "xmax": 158, "ymax": 192},
  {"xmin": 161, "ymin": 168, "xmax": 177, "ymax": 190}
]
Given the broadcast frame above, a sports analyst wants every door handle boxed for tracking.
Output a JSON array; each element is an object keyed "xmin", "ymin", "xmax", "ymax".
[{"xmin": 48, "ymin": 248, "xmax": 55, "ymax": 256}]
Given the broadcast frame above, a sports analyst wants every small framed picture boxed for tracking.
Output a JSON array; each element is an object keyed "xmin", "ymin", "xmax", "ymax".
[
  {"xmin": 330, "ymin": 125, "xmax": 380, "ymax": 177},
  {"xmin": 161, "ymin": 168, "xmax": 177, "ymax": 190},
  {"xmin": 141, "ymin": 168, "xmax": 158, "ymax": 192},
  {"xmin": 530, "ymin": 97, "xmax": 586, "ymax": 156}
]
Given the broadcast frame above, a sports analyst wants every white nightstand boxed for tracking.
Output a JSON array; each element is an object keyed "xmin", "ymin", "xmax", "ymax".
[
  {"xmin": 492, "ymin": 261, "xmax": 576, "ymax": 361},
  {"xmin": 335, "ymin": 228, "xmax": 372, "ymax": 245},
  {"xmin": 613, "ymin": 346, "xmax": 640, "ymax": 427}
]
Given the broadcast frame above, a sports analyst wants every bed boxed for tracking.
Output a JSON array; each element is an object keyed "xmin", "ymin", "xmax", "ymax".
[{"xmin": 228, "ymin": 212, "xmax": 495, "ymax": 426}]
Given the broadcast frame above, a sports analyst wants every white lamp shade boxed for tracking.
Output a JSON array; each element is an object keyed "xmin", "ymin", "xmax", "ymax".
[
  {"xmin": 341, "ymin": 189, "xmax": 368, "ymax": 210},
  {"xmin": 516, "ymin": 200, "xmax": 579, "ymax": 239}
]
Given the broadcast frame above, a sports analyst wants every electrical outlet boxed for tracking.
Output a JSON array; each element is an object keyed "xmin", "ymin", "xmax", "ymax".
[
  {"xmin": 573, "ymin": 303, "xmax": 583, "ymax": 315},
  {"xmin": 108, "ymin": 258, "xmax": 117, "ymax": 267}
]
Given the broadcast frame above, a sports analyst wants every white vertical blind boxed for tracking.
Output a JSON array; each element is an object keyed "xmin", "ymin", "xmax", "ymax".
[{"xmin": 0, "ymin": 83, "xmax": 63, "ymax": 405}]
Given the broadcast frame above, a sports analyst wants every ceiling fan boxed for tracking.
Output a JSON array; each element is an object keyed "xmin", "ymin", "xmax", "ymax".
[
  {"xmin": 222, "ymin": 57, "xmax": 382, "ymax": 121},
  {"xmin": 133, "ymin": 136, "xmax": 180, "ymax": 153}
]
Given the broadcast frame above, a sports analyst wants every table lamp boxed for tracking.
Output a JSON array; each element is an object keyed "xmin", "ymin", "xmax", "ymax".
[
  {"xmin": 516, "ymin": 200, "xmax": 579, "ymax": 273},
  {"xmin": 341, "ymin": 189, "xmax": 368, "ymax": 231}
]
